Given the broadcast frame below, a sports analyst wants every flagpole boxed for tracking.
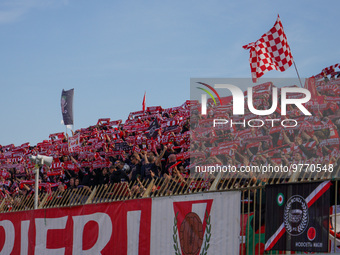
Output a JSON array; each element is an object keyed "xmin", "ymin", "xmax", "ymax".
[
  {"xmin": 293, "ymin": 62, "xmax": 303, "ymax": 88},
  {"xmin": 72, "ymin": 90, "xmax": 75, "ymax": 135}
]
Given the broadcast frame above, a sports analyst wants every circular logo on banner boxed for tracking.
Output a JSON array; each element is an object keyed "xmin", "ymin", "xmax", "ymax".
[
  {"xmin": 284, "ymin": 195, "xmax": 309, "ymax": 236},
  {"xmin": 179, "ymin": 212, "xmax": 204, "ymax": 255},
  {"xmin": 307, "ymin": 227, "xmax": 316, "ymax": 241},
  {"xmin": 277, "ymin": 193, "xmax": 284, "ymax": 206}
]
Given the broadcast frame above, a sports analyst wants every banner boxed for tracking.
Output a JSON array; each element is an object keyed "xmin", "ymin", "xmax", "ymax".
[
  {"xmin": 68, "ymin": 135, "xmax": 80, "ymax": 152},
  {"xmin": 150, "ymin": 191, "xmax": 240, "ymax": 255},
  {"xmin": 246, "ymin": 214, "xmax": 266, "ymax": 255},
  {"xmin": 0, "ymin": 199, "xmax": 152, "ymax": 255},
  {"xmin": 61, "ymin": 89, "xmax": 74, "ymax": 125},
  {"xmin": 242, "ymin": 15, "xmax": 293, "ymax": 82},
  {"xmin": 304, "ymin": 77, "xmax": 318, "ymax": 99},
  {"xmin": 145, "ymin": 119, "xmax": 160, "ymax": 139},
  {"xmin": 265, "ymin": 181, "xmax": 331, "ymax": 252},
  {"xmin": 0, "ymin": 191, "xmax": 240, "ymax": 254}
]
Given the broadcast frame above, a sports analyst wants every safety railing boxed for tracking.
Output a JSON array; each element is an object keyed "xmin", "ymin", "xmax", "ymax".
[{"xmin": 0, "ymin": 168, "xmax": 336, "ymax": 212}]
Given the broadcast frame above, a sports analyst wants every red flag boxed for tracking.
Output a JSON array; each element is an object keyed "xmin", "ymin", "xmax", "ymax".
[
  {"xmin": 316, "ymin": 63, "xmax": 339, "ymax": 77},
  {"xmin": 142, "ymin": 92, "xmax": 146, "ymax": 111},
  {"xmin": 243, "ymin": 15, "xmax": 293, "ymax": 83},
  {"xmin": 304, "ymin": 77, "xmax": 318, "ymax": 99}
]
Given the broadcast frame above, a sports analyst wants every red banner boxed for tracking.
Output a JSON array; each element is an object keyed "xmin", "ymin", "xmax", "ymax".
[
  {"xmin": 0, "ymin": 192, "xmax": 240, "ymax": 254},
  {"xmin": 0, "ymin": 199, "xmax": 152, "ymax": 254}
]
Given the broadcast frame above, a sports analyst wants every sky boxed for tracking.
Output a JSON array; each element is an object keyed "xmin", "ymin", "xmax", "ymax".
[{"xmin": 0, "ymin": 0, "xmax": 339, "ymax": 147}]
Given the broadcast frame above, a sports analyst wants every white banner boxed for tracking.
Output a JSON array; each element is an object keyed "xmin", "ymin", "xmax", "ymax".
[
  {"xmin": 68, "ymin": 135, "xmax": 80, "ymax": 152},
  {"xmin": 150, "ymin": 191, "xmax": 241, "ymax": 255}
]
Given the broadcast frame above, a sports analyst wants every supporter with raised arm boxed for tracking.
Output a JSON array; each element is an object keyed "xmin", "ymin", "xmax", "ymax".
[
  {"xmin": 163, "ymin": 153, "xmax": 177, "ymax": 177},
  {"xmin": 154, "ymin": 145, "xmax": 167, "ymax": 176},
  {"xmin": 141, "ymin": 151, "xmax": 158, "ymax": 180},
  {"xmin": 78, "ymin": 167, "xmax": 96, "ymax": 187}
]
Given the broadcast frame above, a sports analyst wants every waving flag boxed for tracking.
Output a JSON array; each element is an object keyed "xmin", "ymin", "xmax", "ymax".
[
  {"xmin": 316, "ymin": 63, "xmax": 340, "ymax": 78},
  {"xmin": 61, "ymin": 89, "xmax": 74, "ymax": 125},
  {"xmin": 243, "ymin": 15, "xmax": 294, "ymax": 83},
  {"xmin": 142, "ymin": 92, "xmax": 146, "ymax": 111},
  {"xmin": 145, "ymin": 118, "xmax": 160, "ymax": 139}
]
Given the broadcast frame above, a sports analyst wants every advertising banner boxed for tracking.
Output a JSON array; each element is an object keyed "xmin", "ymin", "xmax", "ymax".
[{"xmin": 0, "ymin": 191, "xmax": 240, "ymax": 255}]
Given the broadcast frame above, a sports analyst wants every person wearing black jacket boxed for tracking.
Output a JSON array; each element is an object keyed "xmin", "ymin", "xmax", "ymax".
[
  {"xmin": 141, "ymin": 152, "xmax": 158, "ymax": 180},
  {"xmin": 128, "ymin": 155, "xmax": 142, "ymax": 183},
  {"xmin": 109, "ymin": 161, "xmax": 129, "ymax": 184},
  {"xmin": 78, "ymin": 167, "xmax": 97, "ymax": 187},
  {"xmin": 97, "ymin": 167, "xmax": 110, "ymax": 185}
]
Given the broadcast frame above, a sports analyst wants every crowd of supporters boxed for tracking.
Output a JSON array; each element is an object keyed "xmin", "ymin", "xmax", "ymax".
[
  {"xmin": 191, "ymin": 74, "xmax": 340, "ymax": 185},
  {"xmin": 0, "ymin": 65, "xmax": 340, "ymax": 206},
  {"xmin": 0, "ymin": 102, "xmax": 192, "ymax": 201}
]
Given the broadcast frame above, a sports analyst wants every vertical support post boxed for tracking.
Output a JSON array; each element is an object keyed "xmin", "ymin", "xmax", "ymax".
[
  {"xmin": 334, "ymin": 180, "xmax": 338, "ymax": 252},
  {"xmin": 34, "ymin": 166, "xmax": 40, "ymax": 209}
]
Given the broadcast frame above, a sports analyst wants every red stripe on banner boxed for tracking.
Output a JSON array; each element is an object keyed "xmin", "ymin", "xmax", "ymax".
[
  {"xmin": 265, "ymin": 225, "xmax": 285, "ymax": 251},
  {"xmin": 307, "ymin": 181, "xmax": 332, "ymax": 207}
]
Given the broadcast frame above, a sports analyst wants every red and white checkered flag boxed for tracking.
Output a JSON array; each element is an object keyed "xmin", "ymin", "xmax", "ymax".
[{"xmin": 243, "ymin": 15, "xmax": 293, "ymax": 83}]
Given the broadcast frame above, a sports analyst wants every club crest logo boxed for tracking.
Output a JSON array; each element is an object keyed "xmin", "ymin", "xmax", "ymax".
[
  {"xmin": 283, "ymin": 195, "xmax": 309, "ymax": 236},
  {"xmin": 173, "ymin": 211, "xmax": 211, "ymax": 255},
  {"xmin": 172, "ymin": 200, "xmax": 213, "ymax": 255}
]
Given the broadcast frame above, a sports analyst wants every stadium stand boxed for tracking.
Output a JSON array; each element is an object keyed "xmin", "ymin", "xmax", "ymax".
[{"xmin": 0, "ymin": 64, "xmax": 339, "ymax": 210}]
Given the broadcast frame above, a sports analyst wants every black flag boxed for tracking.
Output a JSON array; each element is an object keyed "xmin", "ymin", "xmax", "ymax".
[
  {"xmin": 61, "ymin": 89, "xmax": 74, "ymax": 125},
  {"xmin": 265, "ymin": 181, "xmax": 331, "ymax": 253},
  {"xmin": 146, "ymin": 119, "xmax": 160, "ymax": 139}
]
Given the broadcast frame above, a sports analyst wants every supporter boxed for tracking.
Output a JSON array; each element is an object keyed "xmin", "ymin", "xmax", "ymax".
[
  {"xmin": 78, "ymin": 167, "xmax": 96, "ymax": 187},
  {"xmin": 323, "ymin": 72, "xmax": 330, "ymax": 83},
  {"xmin": 128, "ymin": 154, "xmax": 142, "ymax": 183},
  {"xmin": 110, "ymin": 161, "xmax": 129, "ymax": 183},
  {"xmin": 74, "ymin": 178, "xmax": 81, "ymax": 188},
  {"xmin": 57, "ymin": 183, "xmax": 65, "ymax": 192},
  {"xmin": 97, "ymin": 167, "xmax": 110, "ymax": 185},
  {"xmin": 67, "ymin": 177, "xmax": 76, "ymax": 189},
  {"xmin": 141, "ymin": 152, "xmax": 158, "ymax": 180},
  {"xmin": 181, "ymin": 120, "xmax": 190, "ymax": 133},
  {"xmin": 163, "ymin": 154, "xmax": 177, "ymax": 176},
  {"xmin": 154, "ymin": 145, "xmax": 167, "ymax": 176}
]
